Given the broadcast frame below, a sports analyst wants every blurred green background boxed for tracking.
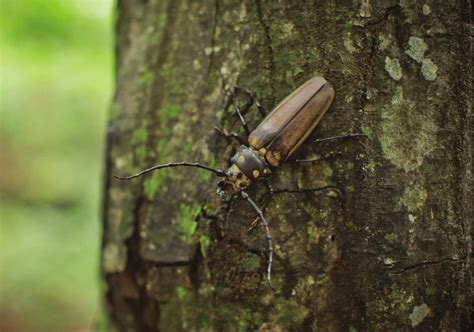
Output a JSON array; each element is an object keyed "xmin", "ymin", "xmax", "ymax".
[{"xmin": 0, "ymin": 0, "xmax": 113, "ymax": 330}]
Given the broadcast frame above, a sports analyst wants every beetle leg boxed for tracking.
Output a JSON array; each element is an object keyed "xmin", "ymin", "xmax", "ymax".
[
  {"xmin": 247, "ymin": 196, "xmax": 272, "ymax": 233},
  {"xmin": 227, "ymin": 86, "xmax": 266, "ymax": 137},
  {"xmin": 264, "ymin": 179, "xmax": 274, "ymax": 195},
  {"xmin": 241, "ymin": 190, "xmax": 275, "ymax": 290},
  {"xmin": 314, "ymin": 133, "xmax": 368, "ymax": 143},
  {"xmin": 223, "ymin": 193, "xmax": 239, "ymax": 230},
  {"xmin": 232, "ymin": 98, "xmax": 251, "ymax": 137},
  {"xmin": 247, "ymin": 179, "xmax": 274, "ymax": 232},
  {"xmin": 214, "ymin": 126, "xmax": 248, "ymax": 145},
  {"xmin": 234, "ymin": 86, "xmax": 267, "ymax": 118},
  {"xmin": 294, "ymin": 134, "xmax": 367, "ymax": 164}
]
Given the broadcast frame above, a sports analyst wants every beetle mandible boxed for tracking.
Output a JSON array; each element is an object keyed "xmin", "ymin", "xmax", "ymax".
[{"xmin": 114, "ymin": 77, "xmax": 365, "ymax": 289}]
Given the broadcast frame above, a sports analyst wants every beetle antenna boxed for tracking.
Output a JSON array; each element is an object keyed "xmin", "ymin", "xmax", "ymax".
[
  {"xmin": 113, "ymin": 162, "xmax": 227, "ymax": 180},
  {"xmin": 314, "ymin": 133, "xmax": 368, "ymax": 143},
  {"xmin": 241, "ymin": 190, "xmax": 275, "ymax": 290}
]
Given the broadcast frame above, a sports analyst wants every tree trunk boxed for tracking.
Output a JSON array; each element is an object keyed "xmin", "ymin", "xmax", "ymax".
[{"xmin": 102, "ymin": 1, "xmax": 472, "ymax": 330}]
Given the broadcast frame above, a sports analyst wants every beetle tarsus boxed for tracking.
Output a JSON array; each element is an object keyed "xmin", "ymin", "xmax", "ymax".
[{"xmin": 264, "ymin": 179, "xmax": 274, "ymax": 195}]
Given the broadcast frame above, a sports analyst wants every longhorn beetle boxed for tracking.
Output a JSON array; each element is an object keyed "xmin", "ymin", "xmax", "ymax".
[{"xmin": 114, "ymin": 77, "xmax": 366, "ymax": 289}]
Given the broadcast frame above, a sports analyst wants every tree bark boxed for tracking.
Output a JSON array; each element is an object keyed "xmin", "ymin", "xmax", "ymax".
[{"xmin": 102, "ymin": 1, "xmax": 472, "ymax": 330}]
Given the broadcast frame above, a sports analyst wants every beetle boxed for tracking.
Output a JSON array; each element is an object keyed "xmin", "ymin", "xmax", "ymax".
[{"xmin": 114, "ymin": 77, "xmax": 365, "ymax": 289}]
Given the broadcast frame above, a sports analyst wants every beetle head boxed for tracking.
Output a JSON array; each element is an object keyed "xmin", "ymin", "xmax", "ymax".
[{"xmin": 217, "ymin": 146, "xmax": 271, "ymax": 199}]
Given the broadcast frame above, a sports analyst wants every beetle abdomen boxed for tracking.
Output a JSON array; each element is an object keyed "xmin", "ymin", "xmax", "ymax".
[{"xmin": 248, "ymin": 77, "xmax": 335, "ymax": 166}]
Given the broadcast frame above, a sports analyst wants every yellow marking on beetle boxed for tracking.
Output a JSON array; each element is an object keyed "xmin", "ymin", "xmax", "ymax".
[
  {"xmin": 228, "ymin": 164, "xmax": 240, "ymax": 181},
  {"xmin": 253, "ymin": 170, "xmax": 260, "ymax": 178},
  {"xmin": 248, "ymin": 137, "xmax": 258, "ymax": 147},
  {"xmin": 267, "ymin": 151, "xmax": 281, "ymax": 166},
  {"xmin": 258, "ymin": 148, "xmax": 267, "ymax": 156},
  {"xmin": 238, "ymin": 155, "xmax": 246, "ymax": 162}
]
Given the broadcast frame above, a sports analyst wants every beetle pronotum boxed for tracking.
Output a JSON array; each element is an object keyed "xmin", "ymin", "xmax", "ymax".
[{"xmin": 114, "ymin": 77, "xmax": 366, "ymax": 289}]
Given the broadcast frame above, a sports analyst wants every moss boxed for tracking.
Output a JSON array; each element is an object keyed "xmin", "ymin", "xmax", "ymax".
[
  {"xmin": 176, "ymin": 286, "xmax": 187, "ymax": 301},
  {"xmin": 148, "ymin": 32, "xmax": 160, "ymax": 47},
  {"xmin": 426, "ymin": 287, "xmax": 435, "ymax": 296},
  {"xmin": 160, "ymin": 62, "xmax": 173, "ymax": 80},
  {"xmin": 183, "ymin": 141, "xmax": 194, "ymax": 155},
  {"xmin": 378, "ymin": 33, "xmax": 392, "ymax": 51},
  {"xmin": 132, "ymin": 125, "xmax": 147, "ymax": 143},
  {"xmin": 199, "ymin": 235, "xmax": 211, "ymax": 257},
  {"xmin": 306, "ymin": 222, "xmax": 321, "ymax": 246},
  {"xmin": 94, "ymin": 307, "xmax": 114, "ymax": 332},
  {"xmin": 159, "ymin": 104, "xmax": 182, "ymax": 127},
  {"xmin": 292, "ymin": 65, "xmax": 304, "ymax": 76},
  {"xmin": 273, "ymin": 296, "xmax": 310, "ymax": 327},
  {"xmin": 147, "ymin": 12, "xmax": 167, "ymax": 47},
  {"xmin": 142, "ymin": 104, "xmax": 182, "ymax": 198},
  {"xmin": 238, "ymin": 309, "xmax": 252, "ymax": 332},
  {"xmin": 400, "ymin": 184, "xmax": 427, "ymax": 212},
  {"xmin": 158, "ymin": 12, "xmax": 167, "ymax": 25},
  {"xmin": 177, "ymin": 203, "xmax": 200, "ymax": 244},
  {"xmin": 143, "ymin": 171, "xmax": 168, "ymax": 199},
  {"xmin": 362, "ymin": 126, "xmax": 373, "ymax": 139},
  {"xmin": 199, "ymin": 154, "xmax": 218, "ymax": 183},
  {"xmin": 136, "ymin": 146, "xmax": 148, "ymax": 165},
  {"xmin": 344, "ymin": 35, "xmax": 357, "ymax": 54},
  {"xmin": 384, "ymin": 233, "xmax": 397, "ymax": 243},
  {"xmin": 384, "ymin": 57, "xmax": 403, "ymax": 81},
  {"xmin": 342, "ymin": 21, "xmax": 353, "ymax": 33},
  {"xmin": 202, "ymin": 204, "xmax": 216, "ymax": 216},
  {"xmin": 162, "ymin": 290, "xmax": 267, "ymax": 330},
  {"xmin": 132, "ymin": 101, "xmax": 140, "ymax": 114},
  {"xmin": 149, "ymin": 143, "xmax": 169, "ymax": 187},
  {"xmin": 240, "ymin": 253, "xmax": 261, "ymax": 271},
  {"xmin": 365, "ymin": 159, "xmax": 378, "ymax": 173},
  {"xmin": 138, "ymin": 64, "xmax": 154, "ymax": 86},
  {"xmin": 305, "ymin": 48, "xmax": 320, "ymax": 66},
  {"xmin": 160, "ymin": 63, "xmax": 183, "ymax": 95},
  {"xmin": 278, "ymin": 50, "xmax": 305, "ymax": 84},
  {"xmin": 132, "ymin": 124, "xmax": 149, "ymax": 164}
]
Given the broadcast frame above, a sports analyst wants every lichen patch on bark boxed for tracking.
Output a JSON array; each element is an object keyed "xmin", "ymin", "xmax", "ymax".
[
  {"xmin": 409, "ymin": 303, "xmax": 431, "ymax": 327},
  {"xmin": 379, "ymin": 87, "xmax": 437, "ymax": 172},
  {"xmin": 405, "ymin": 36, "xmax": 428, "ymax": 63},
  {"xmin": 384, "ymin": 57, "xmax": 403, "ymax": 81}
]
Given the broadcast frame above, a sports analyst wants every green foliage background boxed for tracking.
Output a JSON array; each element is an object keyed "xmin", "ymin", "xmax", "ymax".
[{"xmin": 0, "ymin": 0, "xmax": 113, "ymax": 329}]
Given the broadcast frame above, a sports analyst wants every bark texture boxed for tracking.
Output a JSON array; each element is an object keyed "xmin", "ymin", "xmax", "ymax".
[{"xmin": 102, "ymin": 1, "xmax": 472, "ymax": 330}]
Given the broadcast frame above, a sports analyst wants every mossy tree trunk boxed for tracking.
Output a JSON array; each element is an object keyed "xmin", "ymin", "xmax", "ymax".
[{"xmin": 102, "ymin": 1, "xmax": 472, "ymax": 330}]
